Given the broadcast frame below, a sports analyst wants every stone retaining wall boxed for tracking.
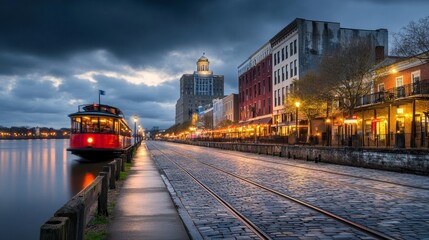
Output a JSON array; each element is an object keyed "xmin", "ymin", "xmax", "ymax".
[{"xmin": 180, "ymin": 141, "xmax": 429, "ymax": 175}]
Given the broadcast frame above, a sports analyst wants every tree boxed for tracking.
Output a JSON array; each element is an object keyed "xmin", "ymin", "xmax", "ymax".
[
  {"xmin": 319, "ymin": 38, "xmax": 378, "ymax": 119},
  {"xmin": 286, "ymin": 71, "xmax": 329, "ymax": 142},
  {"xmin": 393, "ymin": 16, "xmax": 429, "ymax": 62},
  {"xmin": 217, "ymin": 119, "xmax": 234, "ymax": 129}
]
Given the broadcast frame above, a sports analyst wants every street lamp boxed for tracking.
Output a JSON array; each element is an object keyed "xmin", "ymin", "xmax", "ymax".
[
  {"xmin": 133, "ymin": 115, "xmax": 138, "ymax": 144},
  {"xmin": 295, "ymin": 102, "xmax": 300, "ymax": 141},
  {"xmin": 326, "ymin": 118, "xmax": 331, "ymax": 146},
  {"xmin": 138, "ymin": 124, "xmax": 141, "ymax": 142}
]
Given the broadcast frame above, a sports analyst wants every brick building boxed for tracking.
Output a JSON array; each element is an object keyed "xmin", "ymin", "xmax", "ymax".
[
  {"xmin": 350, "ymin": 53, "xmax": 429, "ymax": 148},
  {"xmin": 238, "ymin": 42, "xmax": 273, "ymax": 137}
]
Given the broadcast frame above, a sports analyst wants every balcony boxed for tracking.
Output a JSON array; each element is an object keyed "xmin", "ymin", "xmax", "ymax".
[{"xmin": 357, "ymin": 79, "xmax": 429, "ymax": 107}]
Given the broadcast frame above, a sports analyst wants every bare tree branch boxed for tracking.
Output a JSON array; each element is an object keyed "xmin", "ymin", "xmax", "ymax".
[{"xmin": 393, "ymin": 16, "xmax": 429, "ymax": 62}]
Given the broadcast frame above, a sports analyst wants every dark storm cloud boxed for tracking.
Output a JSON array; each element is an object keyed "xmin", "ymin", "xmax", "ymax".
[{"xmin": 1, "ymin": 0, "xmax": 429, "ymax": 129}]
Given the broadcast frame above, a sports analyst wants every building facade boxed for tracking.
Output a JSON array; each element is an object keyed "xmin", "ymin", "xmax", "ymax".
[
  {"xmin": 175, "ymin": 55, "xmax": 224, "ymax": 124},
  {"xmin": 238, "ymin": 42, "xmax": 273, "ymax": 137},
  {"xmin": 213, "ymin": 98, "xmax": 224, "ymax": 128},
  {"xmin": 269, "ymin": 18, "xmax": 388, "ymax": 137},
  {"xmin": 350, "ymin": 54, "xmax": 429, "ymax": 148},
  {"xmin": 223, "ymin": 94, "xmax": 239, "ymax": 124}
]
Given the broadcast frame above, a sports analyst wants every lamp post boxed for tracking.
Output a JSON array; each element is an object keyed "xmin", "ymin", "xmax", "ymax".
[
  {"xmin": 133, "ymin": 115, "xmax": 138, "ymax": 144},
  {"xmin": 295, "ymin": 102, "xmax": 300, "ymax": 141},
  {"xmin": 326, "ymin": 118, "xmax": 331, "ymax": 146}
]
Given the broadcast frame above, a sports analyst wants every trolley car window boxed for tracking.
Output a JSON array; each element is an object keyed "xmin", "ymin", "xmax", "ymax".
[
  {"xmin": 99, "ymin": 117, "xmax": 114, "ymax": 133},
  {"xmin": 114, "ymin": 120, "xmax": 119, "ymax": 135},
  {"xmin": 82, "ymin": 116, "xmax": 99, "ymax": 133},
  {"xmin": 71, "ymin": 117, "xmax": 81, "ymax": 133}
]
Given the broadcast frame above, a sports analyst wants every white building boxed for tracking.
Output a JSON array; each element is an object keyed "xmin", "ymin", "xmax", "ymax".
[{"xmin": 269, "ymin": 18, "xmax": 388, "ymax": 136}]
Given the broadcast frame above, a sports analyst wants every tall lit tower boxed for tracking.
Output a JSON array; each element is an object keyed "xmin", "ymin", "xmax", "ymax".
[{"xmin": 175, "ymin": 54, "xmax": 224, "ymax": 125}]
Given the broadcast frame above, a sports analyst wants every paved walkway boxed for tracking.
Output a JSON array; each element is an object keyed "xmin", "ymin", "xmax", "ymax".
[{"xmin": 107, "ymin": 144, "xmax": 190, "ymax": 240}]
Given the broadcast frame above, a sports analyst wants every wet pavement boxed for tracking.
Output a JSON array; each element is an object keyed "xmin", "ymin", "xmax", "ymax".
[{"xmin": 146, "ymin": 140, "xmax": 429, "ymax": 240}]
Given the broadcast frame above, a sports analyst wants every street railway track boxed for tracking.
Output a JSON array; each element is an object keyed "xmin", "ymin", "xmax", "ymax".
[
  {"xmin": 193, "ymin": 149, "xmax": 429, "ymax": 201},
  {"xmin": 148, "ymin": 141, "xmax": 396, "ymax": 240},
  {"xmin": 200, "ymin": 145, "xmax": 429, "ymax": 191}
]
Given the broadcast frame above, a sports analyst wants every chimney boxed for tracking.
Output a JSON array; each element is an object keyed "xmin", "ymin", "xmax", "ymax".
[{"xmin": 375, "ymin": 46, "xmax": 385, "ymax": 62}]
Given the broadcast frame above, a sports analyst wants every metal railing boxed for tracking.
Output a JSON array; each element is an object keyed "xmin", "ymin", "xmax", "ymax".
[{"xmin": 357, "ymin": 79, "xmax": 429, "ymax": 107}]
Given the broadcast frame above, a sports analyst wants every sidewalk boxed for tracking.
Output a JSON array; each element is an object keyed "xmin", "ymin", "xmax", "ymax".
[{"xmin": 107, "ymin": 143, "xmax": 190, "ymax": 240}]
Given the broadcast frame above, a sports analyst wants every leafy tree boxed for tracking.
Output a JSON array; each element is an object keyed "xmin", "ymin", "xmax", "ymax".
[
  {"xmin": 393, "ymin": 16, "xmax": 429, "ymax": 62},
  {"xmin": 286, "ymin": 71, "xmax": 329, "ymax": 142},
  {"xmin": 217, "ymin": 119, "xmax": 234, "ymax": 129},
  {"xmin": 201, "ymin": 113, "xmax": 213, "ymax": 130}
]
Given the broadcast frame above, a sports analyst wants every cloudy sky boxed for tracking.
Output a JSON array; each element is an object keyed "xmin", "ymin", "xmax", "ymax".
[{"xmin": 1, "ymin": 0, "xmax": 428, "ymax": 130}]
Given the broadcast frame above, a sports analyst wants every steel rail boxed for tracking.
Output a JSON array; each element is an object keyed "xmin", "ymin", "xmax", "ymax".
[
  {"xmin": 156, "ymin": 142, "xmax": 397, "ymax": 240},
  {"xmin": 202, "ymin": 146, "xmax": 429, "ymax": 191},
  {"xmin": 149, "ymin": 142, "xmax": 272, "ymax": 240}
]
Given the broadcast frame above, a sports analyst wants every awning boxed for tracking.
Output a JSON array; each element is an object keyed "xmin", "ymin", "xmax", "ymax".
[
  {"xmin": 240, "ymin": 117, "xmax": 272, "ymax": 125},
  {"xmin": 253, "ymin": 117, "xmax": 272, "ymax": 125}
]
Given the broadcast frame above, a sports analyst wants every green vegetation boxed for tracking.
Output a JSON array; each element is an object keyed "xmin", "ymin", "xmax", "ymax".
[
  {"xmin": 84, "ymin": 159, "xmax": 133, "ymax": 240},
  {"xmin": 85, "ymin": 231, "xmax": 107, "ymax": 240},
  {"xmin": 120, "ymin": 162, "xmax": 132, "ymax": 180}
]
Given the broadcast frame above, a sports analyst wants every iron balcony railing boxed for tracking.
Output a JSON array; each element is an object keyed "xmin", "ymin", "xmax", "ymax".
[{"xmin": 357, "ymin": 79, "xmax": 429, "ymax": 107}]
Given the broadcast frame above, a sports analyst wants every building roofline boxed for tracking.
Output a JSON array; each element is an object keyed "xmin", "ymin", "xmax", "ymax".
[{"xmin": 269, "ymin": 18, "xmax": 300, "ymax": 47}]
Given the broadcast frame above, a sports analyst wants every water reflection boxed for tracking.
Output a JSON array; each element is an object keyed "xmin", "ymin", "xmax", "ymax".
[{"xmin": 0, "ymin": 139, "xmax": 110, "ymax": 240}]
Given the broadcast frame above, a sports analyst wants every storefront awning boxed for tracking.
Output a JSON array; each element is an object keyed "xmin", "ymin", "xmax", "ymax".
[
  {"xmin": 240, "ymin": 117, "xmax": 272, "ymax": 126},
  {"xmin": 253, "ymin": 117, "xmax": 272, "ymax": 125}
]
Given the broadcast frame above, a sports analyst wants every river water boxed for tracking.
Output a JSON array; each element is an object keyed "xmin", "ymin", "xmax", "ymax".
[{"xmin": 0, "ymin": 139, "xmax": 108, "ymax": 240}]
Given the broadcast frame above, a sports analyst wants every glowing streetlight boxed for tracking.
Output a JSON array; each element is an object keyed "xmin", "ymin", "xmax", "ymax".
[
  {"xmin": 133, "ymin": 115, "xmax": 138, "ymax": 144},
  {"xmin": 295, "ymin": 102, "xmax": 300, "ymax": 141}
]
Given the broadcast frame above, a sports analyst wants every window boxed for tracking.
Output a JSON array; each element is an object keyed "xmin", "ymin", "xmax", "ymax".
[
  {"xmin": 277, "ymin": 90, "xmax": 281, "ymax": 107},
  {"xmin": 263, "ymin": 100, "xmax": 266, "ymax": 114},
  {"xmin": 396, "ymin": 76, "xmax": 403, "ymax": 87},
  {"xmin": 99, "ymin": 117, "xmax": 114, "ymax": 133},
  {"xmin": 282, "ymin": 48, "xmax": 284, "ymax": 61},
  {"xmin": 254, "ymin": 84, "xmax": 257, "ymax": 97},
  {"xmin": 294, "ymin": 39, "xmax": 297, "ymax": 54},
  {"xmin": 282, "ymin": 87, "xmax": 285, "ymax": 104},
  {"xmin": 277, "ymin": 51, "xmax": 280, "ymax": 64},
  {"xmin": 274, "ymin": 53, "xmax": 277, "ymax": 65},
  {"xmin": 378, "ymin": 83, "xmax": 385, "ymax": 92},
  {"xmin": 282, "ymin": 67, "xmax": 284, "ymax": 81},
  {"xmin": 290, "ymin": 62, "xmax": 293, "ymax": 76},
  {"xmin": 71, "ymin": 117, "xmax": 81, "ymax": 133},
  {"xmin": 285, "ymin": 46, "xmax": 288, "ymax": 59},
  {"xmin": 262, "ymin": 80, "xmax": 265, "ymax": 94},
  {"xmin": 290, "ymin": 42, "xmax": 293, "ymax": 56},
  {"xmin": 274, "ymin": 91, "xmax": 277, "ymax": 106},
  {"xmin": 274, "ymin": 73, "xmax": 277, "ymax": 85},
  {"xmin": 285, "ymin": 86, "xmax": 289, "ymax": 100},
  {"xmin": 294, "ymin": 60, "xmax": 297, "ymax": 76},
  {"xmin": 412, "ymin": 71, "xmax": 421, "ymax": 83},
  {"xmin": 258, "ymin": 82, "xmax": 261, "ymax": 95},
  {"xmin": 81, "ymin": 116, "xmax": 99, "ymax": 133},
  {"xmin": 285, "ymin": 64, "xmax": 288, "ymax": 79},
  {"xmin": 412, "ymin": 71, "xmax": 421, "ymax": 94}
]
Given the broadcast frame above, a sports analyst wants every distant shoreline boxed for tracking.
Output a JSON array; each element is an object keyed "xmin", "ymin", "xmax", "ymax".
[{"xmin": 0, "ymin": 137, "xmax": 70, "ymax": 140}]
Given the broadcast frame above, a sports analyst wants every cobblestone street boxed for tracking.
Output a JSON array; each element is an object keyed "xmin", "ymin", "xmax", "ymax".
[{"xmin": 146, "ymin": 141, "xmax": 429, "ymax": 240}]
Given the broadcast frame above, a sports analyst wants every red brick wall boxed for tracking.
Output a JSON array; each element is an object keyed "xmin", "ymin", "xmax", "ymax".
[{"xmin": 238, "ymin": 54, "xmax": 272, "ymax": 121}]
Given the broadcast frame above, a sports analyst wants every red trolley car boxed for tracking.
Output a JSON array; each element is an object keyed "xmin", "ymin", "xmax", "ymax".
[{"xmin": 67, "ymin": 104, "xmax": 132, "ymax": 159}]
